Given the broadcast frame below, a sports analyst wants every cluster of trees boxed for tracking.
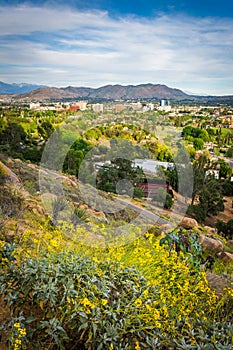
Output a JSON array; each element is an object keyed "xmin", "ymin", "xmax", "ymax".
[
  {"xmin": 166, "ymin": 153, "xmax": 232, "ymax": 223},
  {"xmin": 182, "ymin": 126, "xmax": 211, "ymax": 150},
  {"xmin": 0, "ymin": 110, "xmax": 59, "ymax": 163},
  {"xmin": 96, "ymin": 158, "xmax": 144, "ymax": 198},
  {"xmin": 182, "ymin": 125, "xmax": 233, "ymax": 151}
]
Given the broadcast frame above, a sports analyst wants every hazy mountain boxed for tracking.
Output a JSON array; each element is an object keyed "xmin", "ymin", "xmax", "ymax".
[
  {"xmin": 11, "ymin": 83, "xmax": 190, "ymax": 101},
  {"xmin": 0, "ymin": 81, "xmax": 46, "ymax": 94},
  {"xmin": 1, "ymin": 82, "xmax": 233, "ymax": 103}
]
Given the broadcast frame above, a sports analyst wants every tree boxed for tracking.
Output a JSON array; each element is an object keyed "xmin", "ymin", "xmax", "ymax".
[
  {"xmin": 216, "ymin": 219, "xmax": 233, "ymax": 240},
  {"xmin": 198, "ymin": 179, "xmax": 224, "ymax": 217},
  {"xmin": 133, "ymin": 187, "xmax": 144, "ymax": 199},
  {"xmin": 193, "ymin": 138, "xmax": 204, "ymax": 150},
  {"xmin": 226, "ymin": 147, "xmax": 233, "ymax": 158},
  {"xmin": 191, "ymin": 154, "xmax": 210, "ymax": 205},
  {"xmin": 0, "ymin": 122, "xmax": 26, "ymax": 151},
  {"xmin": 219, "ymin": 160, "xmax": 232, "ymax": 179},
  {"xmin": 63, "ymin": 149, "xmax": 84, "ymax": 176},
  {"xmin": 166, "ymin": 166, "xmax": 178, "ymax": 192},
  {"xmin": 96, "ymin": 158, "xmax": 144, "ymax": 195},
  {"xmin": 37, "ymin": 120, "xmax": 54, "ymax": 140}
]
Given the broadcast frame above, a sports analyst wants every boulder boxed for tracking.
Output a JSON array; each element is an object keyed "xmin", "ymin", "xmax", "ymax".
[
  {"xmin": 218, "ymin": 251, "xmax": 233, "ymax": 263},
  {"xmin": 179, "ymin": 217, "xmax": 198, "ymax": 229},
  {"xmin": 199, "ymin": 234, "xmax": 224, "ymax": 253},
  {"xmin": 0, "ymin": 161, "xmax": 20, "ymax": 183},
  {"xmin": 204, "ymin": 226, "xmax": 216, "ymax": 234},
  {"xmin": 206, "ymin": 271, "xmax": 229, "ymax": 296},
  {"xmin": 92, "ymin": 211, "xmax": 108, "ymax": 223},
  {"xmin": 79, "ymin": 204, "xmax": 89, "ymax": 210},
  {"xmin": 94, "ymin": 211, "xmax": 106, "ymax": 218}
]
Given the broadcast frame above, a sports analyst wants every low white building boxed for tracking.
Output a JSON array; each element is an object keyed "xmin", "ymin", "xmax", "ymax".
[
  {"xmin": 134, "ymin": 159, "xmax": 174, "ymax": 173},
  {"xmin": 92, "ymin": 103, "xmax": 104, "ymax": 112}
]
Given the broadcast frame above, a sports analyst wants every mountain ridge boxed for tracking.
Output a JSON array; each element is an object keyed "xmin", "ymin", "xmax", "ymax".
[
  {"xmin": 0, "ymin": 81, "xmax": 47, "ymax": 94},
  {"xmin": 0, "ymin": 82, "xmax": 233, "ymax": 103}
]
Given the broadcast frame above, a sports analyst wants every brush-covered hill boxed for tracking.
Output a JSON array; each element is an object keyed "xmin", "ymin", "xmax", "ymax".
[
  {"xmin": 5, "ymin": 83, "xmax": 191, "ymax": 101},
  {"xmin": 2, "ymin": 82, "xmax": 233, "ymax": 103}
]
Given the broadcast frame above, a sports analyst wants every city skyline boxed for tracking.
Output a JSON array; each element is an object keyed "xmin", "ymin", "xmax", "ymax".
[{"xmin": 0, "ymin": 0, "xmax": 233, "ymax": 96}]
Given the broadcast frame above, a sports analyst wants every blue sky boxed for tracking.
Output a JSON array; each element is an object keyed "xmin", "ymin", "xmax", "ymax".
[{"xmin": 0, "ymin": 0, "xmax": 233, "ymax": 95}]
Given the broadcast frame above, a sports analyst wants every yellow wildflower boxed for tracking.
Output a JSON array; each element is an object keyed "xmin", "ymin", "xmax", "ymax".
[{"xmin": 134, "ymin": 298, "xmax": 142, "ymax": 307}]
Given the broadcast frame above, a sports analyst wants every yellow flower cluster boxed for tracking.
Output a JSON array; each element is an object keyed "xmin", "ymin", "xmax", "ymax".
[
  {"xmin": 80, "ymin": 297, "xmax": 95, "ymax": 309},
  {"xmin": 12, "ymin": 323, "xmax": 26, "ymax": 350},
  {"xmin": 15, "ymin": 225, "xmax": 219, "ymax": 337}
]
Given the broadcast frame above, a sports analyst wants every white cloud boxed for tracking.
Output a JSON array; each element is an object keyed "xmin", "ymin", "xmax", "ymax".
[{"xmin": 0, "ymin": 4, "xmax": 233, "ymax": 94}]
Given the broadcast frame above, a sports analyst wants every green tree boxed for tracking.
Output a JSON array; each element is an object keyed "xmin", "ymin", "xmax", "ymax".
[
  {"xmin": 0, "ymin": 122, "xmax": 26, "ymax": 151},
  {"xmin": 226, "ymin": 147, "xmax": 233, "ymax": 158},
  {"xmin": 198, "ymin": 179, "xmax": 224, "ymax": 217},
  {"xmin": 63, "ymin": 149, "xmax": 84, "ymax": 176},
  {"xmin": 219, "ymin": 160, "xmax": 232, "ymax": 179},
  {"xmin": 96, "ymin": 158, "xmax": 144, "ymax": 195},
  {"xmin": 191, "ymin": 154, "xmax": 210, "ymax": 205},
  {"xmin": 193, "ymin": 138, "xmax": 204, "ymax": 150},
  {"xmin": 37, "ymin": 120, "xmax": 54, "ymax": 140},
  {"xmin": 166, "ymin": 166, "xmax": 178, "ymax": 192}
]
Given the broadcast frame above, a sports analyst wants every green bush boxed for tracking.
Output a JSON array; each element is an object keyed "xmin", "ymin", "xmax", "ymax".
[
  {"xmin": 0, "ymin": 249, "xmax": 162, "ymax": 350},
  {"xmin": 216, "ymin": 219, "xmax": 233, "ymax": 240}
]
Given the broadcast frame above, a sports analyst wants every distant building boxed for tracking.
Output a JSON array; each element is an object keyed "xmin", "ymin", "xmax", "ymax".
[
  {"xmin": 29, "ymin": 102, "xmax": 40, "ymax": 110},
  {"xmin": 130, "ymin": 102, "xmax": 142, "ymax": 111},
  {"xmin": 160, "ymin": 99, "xmax": 169, "ymax": 107},
  {"xmin": 92, "ymin": 103, "xmax": 104, "ymax": 112},
  {"xmin": 77, "ymin": 101, "xmax": 87, "ymax": 111},
  {"xmin": 113, "ymin": 104, "xmax": 125, "ymax": 113},
  {"xmin": 158, "ymin": 99, "xmax": 171, "ymax": 112},
  {"xmin": 134, "ymin": 159, "xmax": 174, "ymax": 173},
  {"xmin": 138, "ymin": 181, "xmax": 169, "ymax": 197}
]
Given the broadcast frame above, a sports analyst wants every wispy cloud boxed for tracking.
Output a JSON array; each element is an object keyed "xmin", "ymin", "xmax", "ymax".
[{"xmin": 0, "ymin": 4, "xmax": 233, "ymax": 94}]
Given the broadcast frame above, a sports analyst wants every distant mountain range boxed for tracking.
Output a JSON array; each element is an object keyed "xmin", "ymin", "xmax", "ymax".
[
  {"xmin": 0, "ymin": 82, "xmax": 233, "ymax": 103},
  {"xmin": 0, "ymin": 81, "xmax": 46, "ymax": 94}
]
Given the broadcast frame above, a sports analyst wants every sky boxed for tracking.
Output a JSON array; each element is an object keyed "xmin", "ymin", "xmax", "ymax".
[{"xmin": 0, "ymin": 0, "xmax": 233, "ymax": 95}]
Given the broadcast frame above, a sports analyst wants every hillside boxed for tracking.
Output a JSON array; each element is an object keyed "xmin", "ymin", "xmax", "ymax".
[
  {"xmin": 1, "ymin": 83, "xmax": 191, "ymax": 102},
  {"xmin": 1, "ymin": 154, "xmax": 233, "ymax": 349},
  {"xmin": 1, "ymin": 82, "xmax": 233, "ymax": 103}
]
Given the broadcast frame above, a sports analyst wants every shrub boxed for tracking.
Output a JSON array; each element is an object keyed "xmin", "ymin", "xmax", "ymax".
[
  {"xmin": 133, "ymin": 187, "xmax": 144, "ymax": 199},
  {"xmin": 216, "ymin": 219, "xmax": 233, "ymax": 240},
  {"xmin": 0, "ymin": 248, "xmax": 163, "ymax": 350},
  {"xmin": 0, "ymin": 162, "xmax": 8, "ymax": 184},
  {"xmin": 164, "ymin": 193, "xmax": 173, "ymax": 209}
]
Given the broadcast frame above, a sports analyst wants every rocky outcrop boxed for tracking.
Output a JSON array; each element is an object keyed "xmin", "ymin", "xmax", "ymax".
[
  {"xmin": 179, "ymin": 217, "xmax": 198, "ymax": 229},
  {"xmin": 199, "ymin": 234, "xmax": 224, "ymax": 253},
  {"xmin": 218, "ymin": 251, "xmax": 233, "ymax": 263},
  {"xmin": 206, "ymin": 271, "xmax": 230, "ymax": 296},
  {"xmin": 0, "ymin": 161, "xmax": 20, "ymax": 183}
]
